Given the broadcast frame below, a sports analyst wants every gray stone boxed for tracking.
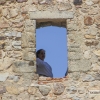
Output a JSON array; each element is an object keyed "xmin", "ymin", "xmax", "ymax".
[
  {"xmin": 66, "ymin": 86, "xmax": 77, "ymax": 94},
  {"xmin": 0, "ymin": 73, "xmax": 9, "ymax": 82},
  {"xmin": 85, "ymin": 0, "xmax": 94, "ymax": 5},
  {"xmin": 5, "ymin": 32, "xmax": 12, "ymax": 37},
  {"xmin": 12, "ymin": 31, "xmax": 17, "ymax": 37},
  {"xmin": 12, "ymin": 41, "xmax": 21, "ymax": 46},
  {"xmin": 72, "ymin": 96, "xmax": 80, "ymax": 100},
  {"xmin": 82, "ymin": 75, "xmax": 95, "ymax": 82},
  {"xmin": 12, "ymin": 61, "xmax": 36, "ymax": 73},
  {"xmin": 68, "ymin": 59, "xmax": 91, "ymax": 72},
  {"xmin": 2, "ymin": 93, "xmax": 17, "ymax": 100},
  {"xmin": 29, "ymin": 11, "xmax": 74, "ymax": 19},
  {"xmin": 0, "ymin": 86, "xmax": 6, "ymax": 94},
  {"xmin": 13, "ymin": 46, "xmax": 21, "ymax": 49},
  {"xmin": 58, "ymin": 2, "xmax": 72, "ymax": 11},
  {"xmin": 70, "ymin": 72, "xmax": 80, "ymax": 80},
  {"xmin": 39, "ymin": 85, "xmax": 51, "ymax": 96},
  {"xmin": 17, "ymin": 92, "xmax": 29, "ymax": 100},
  {"xmin": 78, "ymin": 88, "xmax": 85, "ymax": 94},
  {"xmin": 16, "ymin": 32, "xmax": 21, "ymax": 37},
  {"xmin": 17, "ymin": 0, "xmax": 28, "ymax": 3},
  {"xmin": 68, "ymin": 52, "xmax": 82, "ymax": 60},
  {"xmin": 8, "ymin": 75, "xmax": 14, "ymax": 80},
  {"xmin": 30, "ymin": 95, "xmax": 35, "ymax": 100},
  {"xmin": 53, "ymin": 83, "xmax": 65, "ymax": 95},
  {"xmin": 67, "ymin": 23, "xmax": 77, "ymax": 31},
  {"xmin": 13, "ymin": 76, "xmax": 20, "ymax": 82}
]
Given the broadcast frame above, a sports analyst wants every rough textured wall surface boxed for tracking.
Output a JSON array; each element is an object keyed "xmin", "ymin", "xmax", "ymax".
[{"xmin": 0, "ymin": 0, "xmax": 100, "ymax": 100}]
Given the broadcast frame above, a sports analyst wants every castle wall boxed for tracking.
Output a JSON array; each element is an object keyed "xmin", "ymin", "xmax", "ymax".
[{"xmin": 0, "ymin": 0, "xmax": 100, "ymax": 100}]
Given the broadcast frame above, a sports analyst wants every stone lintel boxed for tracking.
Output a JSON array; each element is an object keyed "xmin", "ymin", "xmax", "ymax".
[{"xmin": 29, "ymin": 11, "xmax": 74, "ymax": 20}]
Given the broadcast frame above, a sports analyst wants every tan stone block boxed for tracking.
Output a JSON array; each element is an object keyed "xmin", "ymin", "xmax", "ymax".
[
  {"xmin": 29, "ymin": 11, "xmax": 74, "ymax": 19},
  {"xmin": 84, "ymin": 35, "xmax": 96, "ymax": 39},
  {"xmin": 6, "ymin": 86, "xmax": 20, "ymax": 95},
  {"xmin": 85, "ymin": 40, "xmax": 99, "ymax": 46},
  {"xmin": 85, "ymin": 0, "xmax": 94, "ymax": 5},
  {"xmin": 2, "ymin": 8, "xmax": 9, "ymax": 17},
  {"xmin": 0, "ymin": 41, "xmax": 5, "ymax": 49},
  {"xmin": 93, "ymin": 50, "xmax": 100, "ymax": 56},
  {"xmin": 92, "ymin": 0, "xmax": 99, "ymax": 4},
  {"xmin": 12, "ymin": 22, "xmax": 23, "ymax": 28},
  {"xmin": 9, "ymin": 9, "xmax": 18, "ymax": 18},
  {"xmin": 2, "ymin": 57, "xmax": 13, "ymax": 69},
  {"xmin": 84, "ymin": 50, "xmax": 91, "ymax": 59},
  {"xmin": 58, "ymin": 2, "xmax": 72, "ymax": 11},
  {"xmin": 94, "ymin": 95, "xmax": 100, "ymax": 100},
  {"xmin": 91, "ymin": 63, "xmax": 100, "ymax": 71},
  {"xmin": 94, "ymin": 14, "xmax": 100, "ymax": 24},
  {"xmin": 28, "ymin": 87, "xmax": 37, "ymax": 94},
  {"xmin": 0, "ymin": 23, "xmax": 9, "ymax": 29}
]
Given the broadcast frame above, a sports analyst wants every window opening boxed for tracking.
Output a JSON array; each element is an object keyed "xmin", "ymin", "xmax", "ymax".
[{"xmin": 36, "ymin": 26, "xmax": 68, "ymax": 78}]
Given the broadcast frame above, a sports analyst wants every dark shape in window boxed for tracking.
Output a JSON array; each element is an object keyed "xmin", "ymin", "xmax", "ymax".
[{"xmin": 73, "ymin": 0, "xmax": 82, "ymax": 5}]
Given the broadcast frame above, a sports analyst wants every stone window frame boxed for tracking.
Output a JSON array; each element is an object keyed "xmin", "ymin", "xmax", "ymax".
[{"xmin": 24, "ymin": 11, "xmax": 74, "ymax": 79}]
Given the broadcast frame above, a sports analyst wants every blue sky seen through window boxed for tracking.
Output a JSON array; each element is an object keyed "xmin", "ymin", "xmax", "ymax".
[{"xmin": 36, "ymin": 26, "xmax": 68, "ymax": 78}]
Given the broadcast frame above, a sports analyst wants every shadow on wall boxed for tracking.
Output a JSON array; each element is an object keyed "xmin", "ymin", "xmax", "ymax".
[{"xmin": 36, "ymin": 26, "xmax": 68, "ymax": 78}]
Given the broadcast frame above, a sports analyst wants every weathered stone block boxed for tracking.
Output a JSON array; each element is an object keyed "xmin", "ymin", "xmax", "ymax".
[
  {"xmin": 38, "ymin": 0, "xmax": 52, "ymax": 4},
  {"xmin": 84, "ymin": 50, "xmax": 91, "ymax": 59},
  {"xmin": 6, "ymin": 86, "xmax": 20, "ymax": 95},
  {"xmin": 68, "ymin": 59, "xmax": 91, "ymax": 72},
  {"xmin": 84, "ymin": 16, "xmax": 94, "ymax": 25},
  {"xmin": 53, "ymin": 83, "xmax": 65, "ymax": 95},
  {"xmin": 82, "ymin": 75, "xmax": 95, "ymax": 82},
  {"xmin": 0, "ymin": 23, "xmax": 9, "ymax": 29},
  {"xmin": 17, "ymin": 0, "xmax": 28, "ymax": 3},
  {"xmin": 0, "ymin": 86, "xmax": 6, "ymax": 94},
  {"xmin": 92, "ymin": 0, "xmax": 99, "ymax": 4},
  {"xmin": 9, "ymin": 9, "xmax": 18, "ymax": 18},
  {"xmin": 94, "ymin": 95, "xmax": 100, "ymax": 100},
  {"xmin": 85, "ymin": 40, "xmax": 99, "ymax": 46},
  {"xmin": 93, "ymin": 50, "xmax": 100, "ymax": 56},
  {"xmin": 25, "ymin": 26, "xmax": 35, "ymax": 32},
  {"xmin": 94, "ymin": 73, "xmax": 100, "ymax": 81},
  {"xmin": 68, "ymin": 52, "xmax": 82, "ymax": 60},
  {"xmin": 95, "ymin": 14, "xmax": 100, "ymax": 24},
  {"xmin": 66, "ymin": 86, "xmax": 77, "ymax": 94},
  {"xmin": 58, "ymin": 2, "xmax": 72, "ymax": 11},
  {"xmin": 16, "ymin": 32, "xmax": 22, "ymax": 37},
  {"xmin": 84, "ymin": 34, "xmax": 96, "ymax": 39},
  {"xmin": 85, "ymin": 0, "xmax": 94, "ymax": 5},
  {"xmin": 39, "ymin": 85, "xmax": 51, "ymax": 96},
  {"xmin": 28, "ymin": 87, "xmax": 37, "ymax": 94},
  {"xmin": 0, "ymin": 73, "xmax": 9, "ymax": 82},
  {"xmin": 23, "ymin": 50, "xmax": 35, "ymax": 61},
  {"xmin": 29, "ymin": 11, "xmax": 74, "ymax": 19},
  {"xmin": 12, "ymin": 61, "xmax": 36, "ymax": 73},
  {"xmin": 0, "ymin": 57, "xmax": 13, "ymax": 69},
  {"xmin": 12, "ymin": 41, "xmax": 21, "ymax": 46}
]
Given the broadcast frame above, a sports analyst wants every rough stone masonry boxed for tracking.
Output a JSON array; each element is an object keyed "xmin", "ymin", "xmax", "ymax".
[{"xmin": 0, "ymin": 0, "xmax": 100, "ymax": 100}]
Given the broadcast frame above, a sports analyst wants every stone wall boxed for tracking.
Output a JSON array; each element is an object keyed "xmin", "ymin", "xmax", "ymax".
[{"xmin": 0, "ymin": 0, "xmax": 100, "ymax": 100}]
